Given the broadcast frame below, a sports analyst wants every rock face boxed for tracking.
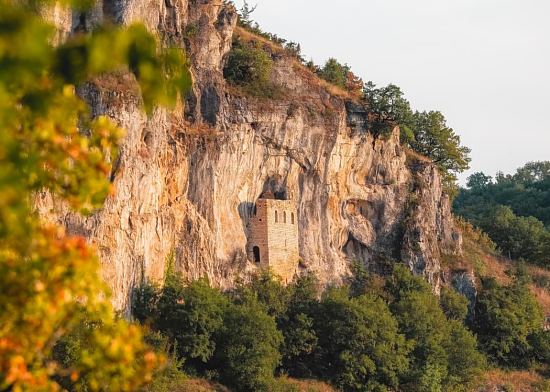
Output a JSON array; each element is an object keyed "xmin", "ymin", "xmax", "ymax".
[{"xmin": 40, "ymin": 0, "xmax": 462, "ymax": 310}]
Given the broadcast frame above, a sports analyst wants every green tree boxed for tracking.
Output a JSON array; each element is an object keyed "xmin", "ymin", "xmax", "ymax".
[
  {"xmin": 455, "ymin": 162, "xmax": 550, "ymax": 266},
  {"xmin": 466, "ymin": 172, "xmax": 493, "ymax": 190},
  {"xmin": 410, "ymin": 111, "xmax": 471, "ymax": 195},
  {"xmin": 216, "ymin": 299, "xmax": 283, "ymax": 392},
  {"xmin": 279, "ymin": 274, "xmax": 320, "ymax": 378},
  {"xmin": 315, "ymin": 289, "xmax": 410, "ymax": 392},
  {"xmin": 473, "ymin": 277, "xmax": 544, "ymax": 367},
  {"xmin": 154, "ymin": 278, "xmax": 228, "ymax": 374},
  {"xmin": 319, "ymin": 58, "xmax": 349, "ymax": 89},
  {"xmin": 0, "ymin": 1, "xmax": 189, "ymax": 389},
  {"xmin": 132, "ymin": 281, "xmax": 161, "ymax": 326},
  {"xmin": 482, "ymin": 206, "xmax": 550, "ymax": 265},
  {"xmin": 235, "ymin": 270, "xmax": 291, "ymax": 318},
  {"xmin": 362, "ymin": 82, "xmax": 415, "ymax": 141},
  {"xmin": 237, "ymin": 0, "xmax": 258, "ymax": 28},
  {"xmin": 387, "ymin": 266, "xmax": 484, "ymax": 391}
]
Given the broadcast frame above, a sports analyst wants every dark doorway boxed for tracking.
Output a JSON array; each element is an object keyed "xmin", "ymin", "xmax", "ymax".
[{"xmin": 253, "ymin": 246, "xmax": 261, "ymax": 263}]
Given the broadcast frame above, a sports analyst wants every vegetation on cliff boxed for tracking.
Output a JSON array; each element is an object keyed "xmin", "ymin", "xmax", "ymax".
[
  {"xmin": 0, "ymin": 1, "xmax": 190, "ymax": 390},
  {"xmin": 229, "ymin": 1, "xmax": 471, "ymax": 197}
]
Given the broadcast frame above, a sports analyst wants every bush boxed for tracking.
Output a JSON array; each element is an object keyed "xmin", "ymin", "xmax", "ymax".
[
  {"xmin": 223, "ymin": 40, "xmax": 280, "ymax": 98},
  {"xmin": 140, "ymin": 332, "xmax": 188, "ymax": 392},
  {"xmin": 317, "ymin": 58, "xmax": 363, "ymax": 94},
  {"xmin": 440, "ymin": 287, "xmax": 469, "ymax": 322}
]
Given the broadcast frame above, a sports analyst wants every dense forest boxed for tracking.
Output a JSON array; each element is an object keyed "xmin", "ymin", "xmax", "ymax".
[{"xmin": 454, "ymin": 162, "xmax": 550, "ymax": 266}]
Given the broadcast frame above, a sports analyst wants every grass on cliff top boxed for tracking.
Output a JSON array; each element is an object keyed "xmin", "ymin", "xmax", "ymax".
[{"xmin": 233, "ymin": 26, "xmax": 359, "ymax": 102}]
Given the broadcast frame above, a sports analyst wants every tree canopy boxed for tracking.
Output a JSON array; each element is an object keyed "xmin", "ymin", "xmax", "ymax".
[
  {"xmin": 363, "ymin": 82, "xmax": 471, "ymax": 195},
  {"xmin": 454, "ymin": 162, "xmax": 550, "ymax": 266}
]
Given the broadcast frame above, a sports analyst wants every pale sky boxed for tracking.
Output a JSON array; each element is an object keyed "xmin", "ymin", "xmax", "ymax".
[{"xmin": 233, "ymin": 0, "xmax": 550, "ymax": 183}]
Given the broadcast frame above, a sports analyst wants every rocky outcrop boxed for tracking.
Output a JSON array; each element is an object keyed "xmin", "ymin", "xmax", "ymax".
[{"xmin": 39, "ymin": 0, "xmax": 462, "ymax": 310}]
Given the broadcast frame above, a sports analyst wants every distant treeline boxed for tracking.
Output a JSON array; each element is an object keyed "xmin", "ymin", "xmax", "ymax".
[{"xmin": 454, "ymin": 161, "xmax": 550, "ymax": 266}]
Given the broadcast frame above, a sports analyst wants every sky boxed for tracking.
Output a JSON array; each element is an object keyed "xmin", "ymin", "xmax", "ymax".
[{"xmin": 233, "ymin": 0, "xmax": 550, "ymax": 183}]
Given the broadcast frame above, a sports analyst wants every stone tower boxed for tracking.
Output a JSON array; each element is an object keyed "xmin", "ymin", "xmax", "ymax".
[{"xmin": 247, "ymin": 195, "xmax": 299, "ymax": 283}]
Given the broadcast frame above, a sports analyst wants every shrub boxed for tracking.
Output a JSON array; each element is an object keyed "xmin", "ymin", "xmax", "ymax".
[
  {"xmin": 318, "ymin": 58, "xmax": 348, "ymax": 89},
  {"xmin": 440, "ymin": 287, "xmax": 469, "ymax": 321},
  {"xmin": 224, "ymin": 40, "xmax": 280, "ymax": 98}
]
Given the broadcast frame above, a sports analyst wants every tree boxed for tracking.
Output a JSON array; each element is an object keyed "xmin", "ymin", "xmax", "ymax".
[
  {"xmin": 279, "ymin": 274, "xmax": 320, "ymax": 378},
  {"xmin": 363, "ymin": 83, "xmax": 471, "ymax": 195},
  {"xmin": 319, "ymin": 58, "xmax": 349, "ymax": 89},
  {"xmin": 216, "ymin": 299, "xmax": 283, "ymax": 392},
  {"xmin": 154, "ymin": 278, "xmax": 229, "ymax": 374},
  {"xmin": 387, "ymin": 266, "xmax": 484, "ymax": 391},
  {"xmin": 466, "ymin": 172, "xmax": 493, "ymax": 190},
  {"xmin": 482, "ymin": 206, "xmax": 549, "ymax": 265},
  {"xmin": 410, "ymin": 111, "xmax": 471, "ymax": 194},
  {"xmin": 363, "ymin": 82, "xmax": 415, "ymax": 141},
  {"xmin": 0, "ymin": 1, "xmax": 190, "ymax": 389},
  {"xmin": 132, "ymin": 281, "xmax": 161, "ymax": 326},
  {"xmin": 235, "ymin": 270, "xmax": 291, "ymax": 318},
  {"xmin": 315, "ymin": 289, "xmax": 410, "ymax": 392},
  {"xmin": 473, "ymin": 277, "xmax": 544, "ymax": 367},
  {"xmin": 237, "ymin": 0, "xmax": 258, "ymax": 29}
]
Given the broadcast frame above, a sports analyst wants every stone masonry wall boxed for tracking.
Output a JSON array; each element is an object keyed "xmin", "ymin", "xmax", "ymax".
[
  {"xmin": 265, "ymin": 199, "xmax": 299, "ymax": 283},
  {"xmin": 247, "ymin": 199, "xmax": 299, "ymax": 283},
  {"xmin": 248, "ymin": 199, "xmax": 269, "ymax": 269}
]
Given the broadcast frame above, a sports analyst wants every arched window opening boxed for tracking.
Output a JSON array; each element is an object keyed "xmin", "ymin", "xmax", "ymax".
[
  {"xmin": 291, "ymin": 213, "xmax": 295, "ymax": 224},
  {"xmin": 253, "ymin": 246, "xmax": 261, "ymax": 263},
  {"xmin": 283, "ymin": 211, "xmax": 287, "ymax": 223},
  {"xmin": 275, "ymin": 210, "xmax": 278, "ymax": 223}
]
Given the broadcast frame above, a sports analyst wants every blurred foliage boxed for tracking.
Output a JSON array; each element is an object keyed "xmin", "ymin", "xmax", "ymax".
[{"xmin": 0, "ymin": 1, "xmax": 190, "ymax": 390}]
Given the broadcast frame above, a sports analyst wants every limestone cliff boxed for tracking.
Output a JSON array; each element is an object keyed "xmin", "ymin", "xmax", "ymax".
[{"xmin": 38, "ymin": 0, "xmax": 462, "ymax": 311}]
